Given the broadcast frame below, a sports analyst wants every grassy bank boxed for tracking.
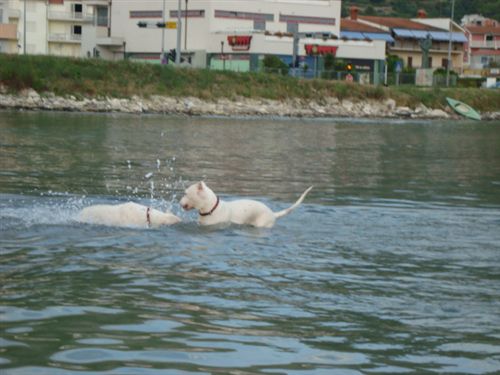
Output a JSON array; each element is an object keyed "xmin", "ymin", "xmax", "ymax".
[{"xmin": 1, "ymin": 54, "xmax": 499, "ymax": 112}]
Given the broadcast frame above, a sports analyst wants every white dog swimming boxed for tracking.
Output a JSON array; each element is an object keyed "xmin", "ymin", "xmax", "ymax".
[
  {"xmin": 78, "ymin": 202, "xmax": 181, "ymax": 228},
  {"xmin": 180, "ymin": 181, "xmax": 312, "ymax": 228}
]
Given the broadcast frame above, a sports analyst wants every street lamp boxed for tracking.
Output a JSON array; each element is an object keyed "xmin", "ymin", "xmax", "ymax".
[
  {"xmin": 175, "ymin": 0, "xmax": 181, "ymax": 64},
  {"xmin": 23, "ymin": 0, "xmax": 26, "ymax": 54},
  {"xmin": 221, "ymin": 41, "xmax": 225, "ymax": 70},
  {"xmin": 446, "ymin": 0, "xmax": 455, "ymax": 87},
  {"xmin": 161, "ymin": 0, "xmax": 165, "ymax": 62},
  {"xmin": 184, "ymin": 0, "xmax": 188, "ymax": 50}
]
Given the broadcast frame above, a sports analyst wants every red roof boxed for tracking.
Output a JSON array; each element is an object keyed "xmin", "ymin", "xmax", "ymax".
[
  {"xmin": 341, "ymin": 19, "xmax": 387, "ymax": 33},
  {"xmin": 359, "ymin": 16, "xmax": 442, "ymax": 31},
  {"xmin": 466, "ymin": 25, "xmax": 500, "ymax": 36}
]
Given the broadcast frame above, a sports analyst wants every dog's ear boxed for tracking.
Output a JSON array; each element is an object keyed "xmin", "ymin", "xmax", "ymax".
[{"xmin": 197, "ymin": 181, "xmax": 205, "ymax": 192}]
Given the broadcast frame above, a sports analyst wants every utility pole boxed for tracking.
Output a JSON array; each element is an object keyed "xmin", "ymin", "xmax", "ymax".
[
  {"xmin": 23, "ymin": 0, "xmax": 26, "ymax": 54},
  {"xmin": 176, "ymin": 0, "xmax": 181, "ymax": 64},
  {"xmin": 446, "ymin": 0, "xmax": 455, "ymax": 87},
  {"xmin": 184, "ymin": 0, "xmax": 188, "ymax": 50},
  {"xmin": 161, "ymin": 0, "xmax": 165, "ymax": 61},
  {"xmin": 292, "ymin": 32, "xmax": 299, "ymax": 77}
]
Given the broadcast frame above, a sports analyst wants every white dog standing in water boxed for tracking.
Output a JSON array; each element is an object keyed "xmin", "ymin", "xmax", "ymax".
[
  {"xmin": 78, "ymin": 202, "xmax": 181, "ymax": 228},
  {"xmin": 180, "ymin": 181, "xmax": 312, "ymax": 228}
]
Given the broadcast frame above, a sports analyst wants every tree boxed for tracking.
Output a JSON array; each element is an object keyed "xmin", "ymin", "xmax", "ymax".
[
  {"xmin": 322, "ymin": 53, "xmax": 336, "ymax": 79},
  {"xmin": 365, "ymin": 5, "xmax": 376, "ymax": 15},
  {"xmin": 263, "ymin": 55, "xmax": 289, "ymax": 75}
]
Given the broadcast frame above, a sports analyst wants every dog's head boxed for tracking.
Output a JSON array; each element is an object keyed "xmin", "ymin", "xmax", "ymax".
[{"xmin": 180, "ymin": 181, "xmax": 210, "ymax": 211}]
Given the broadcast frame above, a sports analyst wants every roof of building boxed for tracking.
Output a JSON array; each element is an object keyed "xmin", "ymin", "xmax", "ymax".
[
  {"xmin": 340, "ymin": 19, "xmax": 394, "ymax": 42},
  {"xmin": 465, "ymin": 25, "xmax": 500, "ymax": 36},
  {"xmin": 359, "ymin": 16, "xmax": 442, "ymax": 31},
  {"xmin": 341, "ymin": 18, "xmax": 387, "ymax": 33}
]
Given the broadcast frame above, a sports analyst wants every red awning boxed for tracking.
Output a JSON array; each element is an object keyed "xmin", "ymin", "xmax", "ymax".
[
  {"xmin": 227, "ymin": 35, "xmax": 252, "ymax": 50},
  {"xmin": 305, "ymin": 44, "xmax": 338, "ymax": 56}
]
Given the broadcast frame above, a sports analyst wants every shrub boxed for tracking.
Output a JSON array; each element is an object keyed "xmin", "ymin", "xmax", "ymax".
[{"xmin": 263, "ymin": 55, "xmax": 289, "ymax": 75}]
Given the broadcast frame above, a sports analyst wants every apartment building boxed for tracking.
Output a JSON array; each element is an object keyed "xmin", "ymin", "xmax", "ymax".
[
  {"xmin": 0, "ymin": 0, "xmax": 97, "ymax": 57},
  {"xmin": 349, "ymin": 7, "xmax": 467, "ymax": 72},
  {"xmin": 462, "ymin": 15, "xmax": 500, "ymax": 70}
]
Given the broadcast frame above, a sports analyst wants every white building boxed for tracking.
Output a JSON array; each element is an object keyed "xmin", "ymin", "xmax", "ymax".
[
  {"xmin": 0, "ymin": 0, "xmax": 98, "ymax": 57},
  {"xmin": 83, "ymin": 0, "xmax": 386, "ymax": 80},
  {"xmin": 1, "ymin": 0, "xmax": 388, "ymax": 81}
]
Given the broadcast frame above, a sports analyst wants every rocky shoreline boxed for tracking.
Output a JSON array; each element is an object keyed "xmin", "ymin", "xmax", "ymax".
[{"xmin": 1, "ymin": 88, "xmax": 499, "ymax": 120}]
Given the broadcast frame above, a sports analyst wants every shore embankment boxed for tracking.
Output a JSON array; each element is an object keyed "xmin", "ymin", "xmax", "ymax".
[{"xmin": 1, "ymin": 54, "xmax": 499, "ymax": 120}]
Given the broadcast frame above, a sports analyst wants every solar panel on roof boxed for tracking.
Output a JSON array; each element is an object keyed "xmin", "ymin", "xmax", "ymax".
[
  {"xmin": 429, "ymin": 31, "xmax": 448, "ymax": 41},
  {"xmin": 340, "ymin": 31, "xmax": 365, "ymax": 39},
  {"xmin": 393, "ymin": 28, "xmax": 413, "ymax": 37},
  {"xmin": 429, "ymin": 31, "xmax": 468, "ymax": 42},
  {"xmin": 411, "ymin": 30, "xmax": 429, "ymax": 39},
  {"xmin": 362, "ymin": 33, "xmax": 395, "ymax": 42}
]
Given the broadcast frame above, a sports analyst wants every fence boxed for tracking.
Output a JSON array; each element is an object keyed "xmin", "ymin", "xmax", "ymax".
[{"xmin": 262, "ymin": 67, "xmax": 457, "ymax": 87}]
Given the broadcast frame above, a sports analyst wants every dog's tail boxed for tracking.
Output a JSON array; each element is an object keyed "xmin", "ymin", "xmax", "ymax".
[{"xmin": 274, "ymin": 186, "xmax": 313, "ymax": 219}]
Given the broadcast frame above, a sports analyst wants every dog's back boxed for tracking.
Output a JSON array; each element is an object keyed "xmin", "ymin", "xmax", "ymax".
[
  {"xmin": 226, "ymin": 199, "xmax": 276, "ymax": 227},
  {"xmin": 78, "ymin": 202, "xmax": 180, "ymax": 228}
]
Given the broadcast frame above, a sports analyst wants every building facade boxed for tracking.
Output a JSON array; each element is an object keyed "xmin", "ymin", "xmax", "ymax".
[
  {"xmin": 1, "ymin": 0, "xmax": 389, "ymax": 81},
  {"xmin": 350, "ymin": 7, "xmax": 467, "ymax": 73},
  {"xmin": 89, "ymin": 0, "xmax": 386, "ymax": 81},
  {"xmin": 0, "ymin": 0, "xmax": 101, "ymax": 57},
  {"xmin": 462, "ymin": 15, "xmax": 500, "ymax": 70}
]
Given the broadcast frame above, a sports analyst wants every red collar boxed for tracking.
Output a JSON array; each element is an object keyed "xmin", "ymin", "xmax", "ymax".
[
  {"xmin": 146, "ymin": 207, "xmax": 151, "ymax": 226},
  {"xmin": 199, "ymin": 196, "xmax": 219, "ymax": 216}
]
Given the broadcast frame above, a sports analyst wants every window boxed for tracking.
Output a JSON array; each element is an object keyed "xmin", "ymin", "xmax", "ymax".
[
  {"xmin": 485, "ymin": 33, "xmax": 494, "ymax": 47},
  {"xmin": 73, "ymin": 3, "xmax": 83, "ymax": 13},
  {"xmin": 170, "ymin": 9, "xmax": 205, "ymax": 18},
  {"xmin": 442, "ymin": 58, "xmax": 448, "ymax": 68},
  {"xmin": 96, "ymin": 6, "xmax": 108, "ymax": 27},
  {"xmin": 254, "ymin": 20, "xmax": 265, "ymax": 31},
  {"xmin": 73, "ymin": 25, "xmax": 82, "ymax": 35},
  {"xmin": 130, "ymin": 10, "xmax": 162, "ymax": 18},
  {"xmin": 428, "ymin": 57, "xmax": 432, "ymax": 67},
  {"xmin": 407, "ymin": 56, "xmax": 413, "ymax": 68},
  {"xmin": 214, "ymin": 10, "xmax": 273, "ymax": 21},
  {"xmin": 280, "ymin": 14, "xmax": 335, "ymax": 25},
  {"xmin": 287, "ymin": 22, "xmax": 298, "ymax": 34}
]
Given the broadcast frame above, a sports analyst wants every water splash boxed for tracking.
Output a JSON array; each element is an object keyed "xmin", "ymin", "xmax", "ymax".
[{"xmin": 0, "ymin": 156, "xmax": 187, "ymax": 228}]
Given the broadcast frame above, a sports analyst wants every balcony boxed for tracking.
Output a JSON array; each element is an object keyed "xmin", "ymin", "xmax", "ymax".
[
  {"xmin": 97, "ymin": 36, "xmax": 124, "ymax": 46},
  {"xmin": 391, "ymin": 41, "xmax": 463, "ymax": 53},
  {"xmin": 470, "ymin": 40, "xmax": 498, "ymax": 49},
  {"xmin": 48, "ymin": 33, "xmax": 82, "ymax": 43},
  {"xmin": 7, "ymin": 9, "xmax": 21, "ymax": 19},
  {"xmin": 0, "ymin": 23, "xmax": 18, "ymax": 40},
  {"xmin": 48, "ymin": 11, "xmax": 93, "ymax": 23}
]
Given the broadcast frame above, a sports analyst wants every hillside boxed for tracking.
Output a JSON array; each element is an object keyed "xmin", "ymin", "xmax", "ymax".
[{"xmin": 341, "ymin": 0, "xmax": 500, "ymax": 23}]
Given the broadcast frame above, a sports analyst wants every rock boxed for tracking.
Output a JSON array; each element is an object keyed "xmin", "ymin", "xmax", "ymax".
[
  {"xmin": 414, "ymin": 103, "xmax": 429, "ymax": 114},
  {"xmin": 184, "ymin": 99, "xmax": 194, "ymax": 111},
  {"xmin": 427, "ymin": 109, "xmax": 449, "ymax": 119},
  {"xmin": 20, "ymin": 88, "xmax": 39, "ymax": 99},
  {"xmin": 342, "ymin": 100, "xmax": 354, "ymax": 112},
  {"xmin": 483, "ymin": 112, "xmax": 500, "ymax": 120},
  {"xmin": 384, "ymin": 98, "xmax": 396, "ymax": 111},
  {"xmin": 395, "ymin": 106, "xmax": 412, "ymax": 117}
]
